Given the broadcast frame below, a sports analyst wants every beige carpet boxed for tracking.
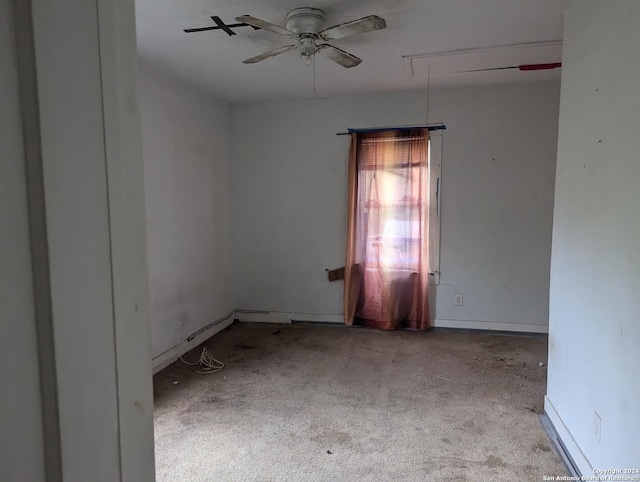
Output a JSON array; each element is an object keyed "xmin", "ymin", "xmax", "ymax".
[{"xmin": 153, "ymin": 322, "xmax": 567, "ymax": 481}]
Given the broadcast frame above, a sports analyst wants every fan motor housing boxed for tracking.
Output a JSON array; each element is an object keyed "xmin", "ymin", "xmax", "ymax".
[{"xmin": 286, "ymin": 8, "xmax": 326, "ymax": 35}]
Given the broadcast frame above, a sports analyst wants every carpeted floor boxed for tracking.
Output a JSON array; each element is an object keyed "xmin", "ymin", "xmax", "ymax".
[{"xmin": 153, "ymin": 322, "xmax": 567, "ymax": 481}]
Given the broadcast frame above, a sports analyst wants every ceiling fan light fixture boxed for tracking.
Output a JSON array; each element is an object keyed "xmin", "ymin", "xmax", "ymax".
[{"xmin": 299, "ymin": 35, "xmax": 317, "ymax": 57}]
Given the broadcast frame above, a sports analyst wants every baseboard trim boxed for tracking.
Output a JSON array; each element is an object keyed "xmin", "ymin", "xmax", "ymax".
[
  {"xmin": 539, "ymin": 413, "xmax": 581, "ymax": 478},
  {"xmin": 235, "ymin": 310, "xmax": 343, "ymax": 325},
  {"xmin": 544, "ymin": 395, "xmax": 593, "ymax": 476},
  {"xmin": 151, "ymin": 311, "xmax": 235, "ymax": 374},
  {"xmin": 150, "ymin": 312, "xmax": 546, "ymax": 374},
  {"xmin": 233, "ymin": 312, "xmax": 547, "ymax": 333},
  {"xmin": 432, "ymin": 318, "xmax": 548, "ymax": 334}
]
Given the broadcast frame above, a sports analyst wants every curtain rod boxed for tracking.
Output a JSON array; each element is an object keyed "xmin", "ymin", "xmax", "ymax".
[{"xmin": 336, "ymin": 124, "xmax": 447, "ymax": 136}]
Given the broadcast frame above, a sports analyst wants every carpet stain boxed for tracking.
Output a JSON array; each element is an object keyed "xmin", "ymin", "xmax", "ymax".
[
  {"xmin": 236, "ymin": 344, "xmax": 256, "ymax": 350},
  {"xmin": 533, "ymin": 442, "xmax": 552, "ymax": 453},
  {"xmin": 457, "ymin": 419, "xmax": 486, "ymax": 436},
  {"xmin": 307, "ymin": 425, "xmax": 354, "ymax": 445},
  {"xmin": 481, "ymin": 455, "xmax": 509, "ymax": 468}
]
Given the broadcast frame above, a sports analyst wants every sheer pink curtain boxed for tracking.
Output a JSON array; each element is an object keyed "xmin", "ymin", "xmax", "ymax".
[{"xmin": 344, "ymin": 129, "xmax": 430, "ymax": 331}]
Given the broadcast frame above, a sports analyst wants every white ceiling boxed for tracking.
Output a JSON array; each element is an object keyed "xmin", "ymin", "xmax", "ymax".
[{"xmin": 135, "ymin": 0, "xmax": 571, "ymax": 103}]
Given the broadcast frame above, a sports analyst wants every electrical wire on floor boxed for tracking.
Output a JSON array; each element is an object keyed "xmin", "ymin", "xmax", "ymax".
[{"xmin": 180, "ymin": 347, "xmax": 224, "ymax": 374}]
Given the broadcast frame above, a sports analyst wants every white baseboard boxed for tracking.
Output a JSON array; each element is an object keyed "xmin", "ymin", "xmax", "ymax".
[
  {"xmin": 544, "ymin": 395, "xmax": 593, "ymax": 476},
  {"xmin": 234, "ymin": 311, "xmax": 546, "ymax": 333},
  {"xmin": 152, "ymin": 311, "xmax": 235, "ymax": 374},
  {"xmin": 235, "ymin": 310, "xmax": 343, "ymax": 324},
  {"xmin": 432, "ymin": 318, "xmax": 548, "ymax": 334},
  {"xmin": 151, "ymin": 312, "xmax": 546, "ymax": 374}
]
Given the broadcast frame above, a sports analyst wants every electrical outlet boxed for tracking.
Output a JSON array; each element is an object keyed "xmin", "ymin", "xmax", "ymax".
[
  {"xmin": 593, "ymin": 411, "xmax": 602, "ymax": 444},
  {"xmin": 454, "ymin": 293, "xmax": 463, "ymax": 306}
]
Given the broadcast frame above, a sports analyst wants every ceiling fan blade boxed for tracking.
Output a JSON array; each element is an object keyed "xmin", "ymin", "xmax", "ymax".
[
  {"xmin": 320, "ymin": 15, "xmax": 386, "ymax": 40},
  {"xmin": 317, "ymin": 44, "xmax": 362, "ymax": 68},
  {"xmin": 242, "ymin": 45, "xmax": 297, "ymax": 64},
  {"xmin": 235, "ymin": 15, "xmax": 293, "ymax": 37}
]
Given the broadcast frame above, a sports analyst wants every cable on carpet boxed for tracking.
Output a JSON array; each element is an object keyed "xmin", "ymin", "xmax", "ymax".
[{"xmin": 179, "ymin": 347, "xmax": 224, "ymax": 374}]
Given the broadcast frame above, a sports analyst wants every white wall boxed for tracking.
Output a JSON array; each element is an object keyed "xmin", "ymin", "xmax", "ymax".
[
  {"xmin": 139, "ymin": 63, "xmax": 234, "ymax": 366},
  {"xmin": 0, "ymin": 3, "xmax": 45, "ymax": 479},
  {"xmin": 4, "ymin": 0, "xmax": 156, "ymax": 479},
  {"xmin": 545, "ymin": 0, "xmax": 640, "ymax": 474},
  {"xmin": 230, "ymin": 82, "xmax": 560, "ymax": 331}
]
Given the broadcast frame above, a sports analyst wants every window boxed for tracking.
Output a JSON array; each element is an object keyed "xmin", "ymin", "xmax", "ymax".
[
  {"xmin": 344, "ymin": 128, "xmax": 441, "ymax": 330},
  {"xmin": 356, "ymin": 130, "xmax": 440, "ymax": 280}
]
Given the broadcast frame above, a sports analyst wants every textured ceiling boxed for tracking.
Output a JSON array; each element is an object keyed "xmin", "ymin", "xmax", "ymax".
[{"xmin": 135, "ymin": 0, "xmax": 571, "ymax": 103}]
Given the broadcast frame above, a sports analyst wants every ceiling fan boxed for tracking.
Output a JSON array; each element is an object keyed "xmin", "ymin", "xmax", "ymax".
[{"xmin": 235, "ymin": 8, "xmax": 387, "ymax": 68}]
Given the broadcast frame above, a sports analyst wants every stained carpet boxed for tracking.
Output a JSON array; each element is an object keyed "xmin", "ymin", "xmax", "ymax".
[{"xmin": 153, "ymin": 322, "xmax": 566, "ymax": 481}]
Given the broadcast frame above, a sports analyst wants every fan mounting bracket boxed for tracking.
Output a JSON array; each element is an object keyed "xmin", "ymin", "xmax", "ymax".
[{"xmin": 286, "ymin": 8, "xmax": 326, "ymax": 35}]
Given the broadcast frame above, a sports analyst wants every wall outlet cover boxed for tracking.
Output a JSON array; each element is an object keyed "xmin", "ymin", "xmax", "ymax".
[
  {"xmin": 454, "ymin": 293, "xmax": 463, "ymax": 306},
  {"xmin": 593, "ymin": 411, "xmax": 602, "ymax": 444}
]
